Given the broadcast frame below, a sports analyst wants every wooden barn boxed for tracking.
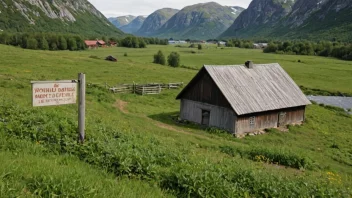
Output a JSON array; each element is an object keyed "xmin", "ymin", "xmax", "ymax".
[
  {"xmin": 176, "ymin": 61, "xmax": 311, "ymax": 136},
  {"xmin": 84, "ymin": 40, "xmax": 107, "ymax": 49},
  {"xmin": 97, "ymin": 40, "xmax": 106, "ymax": 47},
  {"xmin": 84, "ymin": 40, "xmax": 98, "ymax": 49}
]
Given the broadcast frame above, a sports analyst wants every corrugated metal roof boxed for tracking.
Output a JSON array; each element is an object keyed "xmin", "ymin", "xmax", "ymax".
[{"xmin": 197, "ymin": 63, "xmax": 311, "ymax": 115}]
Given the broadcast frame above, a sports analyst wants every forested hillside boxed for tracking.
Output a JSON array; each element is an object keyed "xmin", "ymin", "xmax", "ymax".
[{"xmin": 0, "ymin": 0, "xmax": 124, "ymax": 37}]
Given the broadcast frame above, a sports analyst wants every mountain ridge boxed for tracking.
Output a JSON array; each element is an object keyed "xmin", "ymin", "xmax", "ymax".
[
  {"xmin": 0, "ymin": 0, "xmax": 123, "ymax": 36},
  {"xmin": 220, "ymin": 0, "xmax": 352, "ymax": 41},
  {"xmin": 108, "ymin": 15, "xmax": 137, "ymax": 28},
  {"xmin": 120, "ymin": 16, "xmax": 146, "ymax": 34},
  {"xmin": 136, "ymin": 8, "xmax": 179, "ymax": 37},
  {"xmin": 152, "ymin": 2, "xmax": 244, "ymax": 40}
]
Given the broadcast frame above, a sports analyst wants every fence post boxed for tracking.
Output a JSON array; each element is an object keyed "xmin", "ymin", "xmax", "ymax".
[
  {"xmin": 78, "ymin": 73, "xmax": 86, "ymax": 144},
  {"xmin": 133, "ymin": 81, "xmax": 135, "ymax": 94},
  {"xmin": 142, "ymin": 86, "xmax": 144, "ymax": 95},
  {"xmin": 159, "ymin": 85, "xmax": 161, "ymax": 94}
]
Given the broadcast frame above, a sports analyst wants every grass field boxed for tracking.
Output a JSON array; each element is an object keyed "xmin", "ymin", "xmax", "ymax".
[{"xmin": 0, "ymin": 44, "xmax": 352, "ymax": 197}]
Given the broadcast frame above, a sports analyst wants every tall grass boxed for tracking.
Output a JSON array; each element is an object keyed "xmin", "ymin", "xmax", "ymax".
[{"xmin": 0, "ymin": 97, "xmax": 351, "ymax": 197}]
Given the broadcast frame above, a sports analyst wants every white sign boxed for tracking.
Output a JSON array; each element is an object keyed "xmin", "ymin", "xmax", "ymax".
[{"xmin": 32, "ymin": 81, "xmax": 77, "ymax": 107}]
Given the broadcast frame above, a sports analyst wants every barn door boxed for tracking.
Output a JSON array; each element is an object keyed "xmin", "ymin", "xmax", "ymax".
[
  {"xmin": 202, "ymin": 110, "xmax": 210, "ymax": 126},
  {"xmin": 278, "ymin": 112, "xmax": 287, "ymax": 127}
]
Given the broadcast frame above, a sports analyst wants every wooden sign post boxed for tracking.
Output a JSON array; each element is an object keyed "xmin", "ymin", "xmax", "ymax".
[
  {"xmin": 78, "ymin": 73, "xmax": 86, "ymax": 143},
  {"xmin": 31, "ymin": 73, "xmax": 86, "ymax": 143}
]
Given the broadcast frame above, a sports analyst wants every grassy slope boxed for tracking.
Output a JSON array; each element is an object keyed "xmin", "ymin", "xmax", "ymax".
[
  {"xmin": 0, "ymin": 44, "xmax": 352, "ymax": 196},
  {"xmin": 0, "ymin": 150, "xmax": 171, "ymax": 197}
]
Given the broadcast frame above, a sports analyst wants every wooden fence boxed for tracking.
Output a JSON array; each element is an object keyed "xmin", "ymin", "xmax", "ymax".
[{"xmin": 107, "ymin": 82, "xmax": 183, "ymax": 95}]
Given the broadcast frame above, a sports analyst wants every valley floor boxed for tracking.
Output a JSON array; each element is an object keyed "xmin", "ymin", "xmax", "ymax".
[{"xmin": 0, "ymin": 44, "xmax": 352, "ymax": 197}]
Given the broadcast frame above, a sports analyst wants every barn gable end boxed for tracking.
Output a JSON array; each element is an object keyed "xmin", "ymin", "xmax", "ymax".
[{"xmin": 176, "ymin": 67, "xmax": 232, "ymax": 110}]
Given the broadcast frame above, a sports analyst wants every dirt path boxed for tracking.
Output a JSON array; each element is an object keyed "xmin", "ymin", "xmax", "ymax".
[
  {"xmin": 113, "ymin": 99, "xmax": 219, "ymax": 141},
  {"xmin": 113, "ymin": 99, "xmax": 129, "ymax": 114}
]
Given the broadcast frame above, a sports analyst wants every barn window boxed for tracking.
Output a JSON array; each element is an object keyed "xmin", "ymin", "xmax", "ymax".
[
  {"xmin": 249, "ymin": 116, "xmax": 256, "ymax": 128},
  {"xmin": 202, "ymin": 110, "xmax": 210, "ymax": 126}
]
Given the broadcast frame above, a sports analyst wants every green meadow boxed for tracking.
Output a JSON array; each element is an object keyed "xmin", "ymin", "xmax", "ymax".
[{"xmin": 0, "ymin": 44, "xmax": 352, "ymax": 197}]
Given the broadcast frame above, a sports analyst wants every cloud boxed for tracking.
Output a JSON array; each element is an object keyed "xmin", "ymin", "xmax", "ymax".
[{"xmin": 88, "ymin": 0, "xmax": 251, "ymax": 17}]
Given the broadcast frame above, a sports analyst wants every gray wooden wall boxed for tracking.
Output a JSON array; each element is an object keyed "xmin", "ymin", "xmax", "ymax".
[
  {"xmin": 180, "ymin": 99, "xmax": 235, "ymax": 132},
  {"xmin": 235, "ymin": 106, "xmax": 306, "ymax": 134}
]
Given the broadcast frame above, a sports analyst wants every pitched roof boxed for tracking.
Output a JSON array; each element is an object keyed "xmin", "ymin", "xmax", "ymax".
[
  {"xmin": 84, "ymin": 40, "xmax": 97, "ymax": 46},
  {"xmin": 97, "ymin": 40, "xmax": 106, "ymax": 45},
  {"xmin": 177, "ymin": 63, "xmax": 311, "ymax": 115}
]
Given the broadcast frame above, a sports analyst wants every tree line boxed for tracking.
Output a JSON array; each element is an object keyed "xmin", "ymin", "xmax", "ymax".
[
  {"xmin": 225, "ymin": 38, "xmax": 352, "ymax": 61},
  {"xmin": 0, "ymin": 32, "xmax": 169, "ymax": 51},
  {"xmin": 263, "ymin": 41, "xmax": 352, "ymax": 60},
  {"xmin": 0, "ymin": 32, "xmax": 86, "ymax": 51},
  {"xmin": 117, "ymin": 36, "xmax": 168, "ymax": 48},
  {"xmin": 226, "ymin": 39, "xmax": 254, "ymax": 49}
]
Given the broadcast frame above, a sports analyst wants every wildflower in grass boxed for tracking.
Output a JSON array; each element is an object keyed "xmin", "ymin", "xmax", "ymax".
[
  {"xmin": 254, "ymin": 155, "xmax": 270, "ymax": 163},
  {"xmin": 327, "ymin": 172, "xmax": 342, "ymax": 184}
]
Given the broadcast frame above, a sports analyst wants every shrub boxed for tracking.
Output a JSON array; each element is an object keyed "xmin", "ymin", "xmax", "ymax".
[
  {"xmin": 67, "ymin": 38, "xmax": 77, "ymax": 51},
  {"xmin": 124, "ymin": 52, "xmax": 128, "ymax": 57},
  {"xmin": 39, "ymin": 37, "xmax": 49, "ymax": 50},
  {"xmin": 167, "ymin": 52, "xmax": 180, "ymax": 67},
  {"xmin": 50, "ymin": 42, "xmax": 58, "ymax": 51},
  {"xmin": 189, "ymin": 44, "xmax": 196, "ymax": 48},
  {"xmin": 58, "ymin": 36, "xmax": 67, "ymax": 50},
  {"xmin": 205, "ymin": 127, "xmax": 229, "ymax": 135},
  {"xmin": 153, "ymin": 50, "xmax": 166, "ymax": 65},
  {"xmin": 219, "ymin": 145, "xmax": 316, "ymax": 170},
  {"xmin": 191, "ymin": 50, "xmax": 196, "ymax": 54},
  {"xmin": 89, "ymin": 55, "xmax": 100, "ymax": 59},
  {"xmin": 198, "ymin": 44, "xmax": 202, "ymax": 50},
  {"xmin": 26, "ymin": 38, "xmax": 38, "ymax": 50}
]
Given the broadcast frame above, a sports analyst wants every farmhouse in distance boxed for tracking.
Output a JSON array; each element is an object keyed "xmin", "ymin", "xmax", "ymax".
[
  {"xmin": 176, "ymin": 61, "xmax": 311, "ymax": 136},
  {"xmin": 84, "ymin": 40, "xmax": 107, "ymax": 49}
]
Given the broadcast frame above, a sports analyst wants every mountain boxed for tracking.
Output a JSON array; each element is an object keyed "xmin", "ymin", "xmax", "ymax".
[
  {"xmin": 120, "ymin": 16, "xmax": 146, "ymax": 34},
  {"xmin": 136, "ymin": 8, "xmax": 179, "ymax": 36},
  {"xmin": 221, "ymin": 0, "xmax": 352, "ymax": 41},
  {"xmin": 152, "ymin": 2, "xmax": 244, "ymax": 40},
  {"xmin": 108, "ymin": 15, "xmax": 137, "ymax": 28},
  {"xmin": 229, "ymin": 6, "xmax": 245, "ymax": 18},
  {"xmin": 0, "ymin": 0, "xmax": 124, "ymax": 36},
  {"xmin": 220, "ymin": 0, "xmax": 296, "ymax": 38}
]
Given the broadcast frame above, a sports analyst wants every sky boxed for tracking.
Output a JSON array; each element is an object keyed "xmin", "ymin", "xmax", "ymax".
[{"xmin": 88, "ymin": 0, "xmax": 252, "ymax": 18}]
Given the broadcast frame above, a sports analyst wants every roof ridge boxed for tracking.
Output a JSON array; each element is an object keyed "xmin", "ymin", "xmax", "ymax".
[{"xmin": 204, "ymin": 63, "xmax": 279, "ymax": 67}]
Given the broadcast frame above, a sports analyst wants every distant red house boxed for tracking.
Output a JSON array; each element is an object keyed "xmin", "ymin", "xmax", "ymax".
[
  {"xmin": 110, "ymin": 41, "xmax": 118, "ymax": 47},
  {"xmin": 97, "ymin": 40, "xmax": 106, "ymax": 47},
  {"xmin": 85, "ymin": 40, "xmax": 98, "ymax": 49},
  {"xmin": 84, "ymin": 40, "xmax": 107, "ymax": 49}
]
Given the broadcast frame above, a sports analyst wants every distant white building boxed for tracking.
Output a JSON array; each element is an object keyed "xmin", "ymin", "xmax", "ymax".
[
  {"xmin": 253, "ymin": 43, "xmax": 268, "ymax": 49},
  {"xmin": 168, "ymin": 40, "xmax": 187, "ymax": 44},
  {"xmin": 218, "ymin": 41, "xmax": 227, "ymax": 45}
]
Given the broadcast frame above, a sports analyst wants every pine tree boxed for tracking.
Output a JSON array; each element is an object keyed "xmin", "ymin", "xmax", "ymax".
[
  {"xmin": 26, "ymin": 38, "xmax": 38, "ymax": 50},
  {"xmin": 67, "ymin": 37, "xmax": 77, "ymax": 51},
  {"xmin": 58, "ymin": 36, "xmax": 67, "ymax": 50},
  {"xmin": 40, "ymin": 37, "xmax": 49, "ymax": 50}
]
